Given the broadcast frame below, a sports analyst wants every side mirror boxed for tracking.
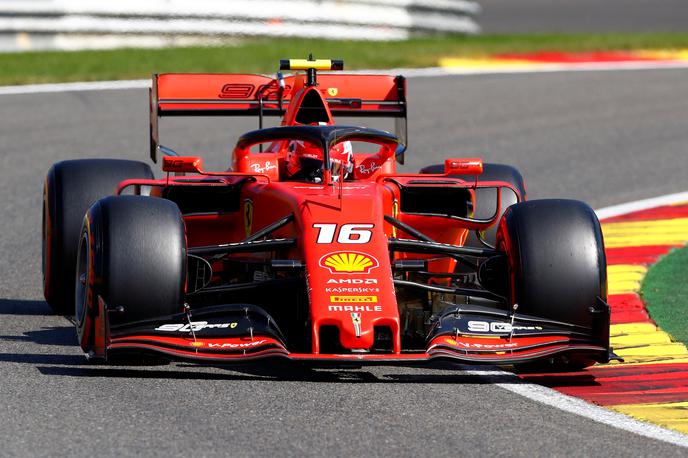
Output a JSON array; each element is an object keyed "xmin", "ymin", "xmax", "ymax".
[
  {"xmin": 444, "ymin": 158, "xmax": 483, "ymax": 175},
  {"xmin": 162, "ymin": 156, "xmax": 203, "ymax": 174}
]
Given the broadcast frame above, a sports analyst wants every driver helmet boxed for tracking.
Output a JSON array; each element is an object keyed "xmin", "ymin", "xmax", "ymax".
[{"xmin": 286, "ymin": 140, "xmax": 353, "ymax": 183}]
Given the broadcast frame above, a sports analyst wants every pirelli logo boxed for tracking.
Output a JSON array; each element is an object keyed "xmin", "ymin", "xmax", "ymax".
[{"xmin": 330, "ymin": 296, "xmax": 378, "ymax": 303}]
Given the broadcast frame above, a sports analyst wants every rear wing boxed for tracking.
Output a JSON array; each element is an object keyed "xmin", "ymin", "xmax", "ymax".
[{"xmin": 150, "ymin": 73, "xmax": 407, "ymax": 163}]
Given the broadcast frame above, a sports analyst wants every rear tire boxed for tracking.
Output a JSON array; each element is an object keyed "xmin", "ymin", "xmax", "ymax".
[
  {"xmin": 43, "ymin": 159, "xmax": 154, "ymax": 314},
  {"xmin": 420, "ymin": 163, "xmax": 525, "ymax": 247},
  {"xmin": 496, "ymin": 199, "xmax": 607, "ymax": 369},
  {"xmin": 76, "ymin": 196, "xmax": 186, "ymax": 352}
]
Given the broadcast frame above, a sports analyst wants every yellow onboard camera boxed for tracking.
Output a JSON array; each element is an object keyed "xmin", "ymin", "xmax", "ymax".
[{"xmin": 279, "ymin": 58, "xmax": 344, "ymax": 71}]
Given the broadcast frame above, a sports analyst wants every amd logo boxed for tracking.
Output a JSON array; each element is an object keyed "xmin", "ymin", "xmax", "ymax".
[{"xmin": 326, "ymin": 278, "xmax": 378, "ymax": 285}]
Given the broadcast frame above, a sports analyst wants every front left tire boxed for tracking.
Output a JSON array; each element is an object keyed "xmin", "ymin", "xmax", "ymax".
[{"xmin": 76, "ymin": 195, "xmax": 186, "ymax": 353}]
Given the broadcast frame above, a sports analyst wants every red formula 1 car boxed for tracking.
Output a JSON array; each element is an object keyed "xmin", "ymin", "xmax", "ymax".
[{"xmin": 42, "ymin": 58, "xmax": 615, "ymax": 369}]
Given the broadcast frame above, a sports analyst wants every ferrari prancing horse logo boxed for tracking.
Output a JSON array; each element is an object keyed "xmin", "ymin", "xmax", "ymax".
[
  {"xmin": 243, "ymin": 199, "xmax": 253, "ymax": 237},
  {"xmin": 351, "ymin": 312, "xmax": 362, "ymax": 337}
]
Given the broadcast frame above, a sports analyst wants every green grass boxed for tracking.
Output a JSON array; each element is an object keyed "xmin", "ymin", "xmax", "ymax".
[
  {"xmin": 641, "ymin": 245, "xmax": 688, "ymax": 346},
  {"xmin": 2, "ymin": 33, "xmax": 688, "ymax": 85}
]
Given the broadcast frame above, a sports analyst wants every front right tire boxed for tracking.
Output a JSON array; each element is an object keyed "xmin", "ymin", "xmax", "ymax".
[
  {"xmin": 497, "ymin": 199, "xmax": 607, "ymax": 328},
  {"xmin": 496, "ymin": 199, "xmax": 607, "ymax": 369}
]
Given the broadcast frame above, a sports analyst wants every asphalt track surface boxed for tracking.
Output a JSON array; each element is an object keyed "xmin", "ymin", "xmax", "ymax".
[
  {"xmin": 479, "ymin": 0, "xmax": 688, "ymax": 33},
  {"xmin": 1, "ymin": 69, "xmax": 687, "ymax": 457}
]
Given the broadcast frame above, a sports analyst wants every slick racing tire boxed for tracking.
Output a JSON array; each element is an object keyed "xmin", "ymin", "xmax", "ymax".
[
  {"xmin": 75, "ymin": 196, "xmax": 186, "ymax": 352},
  {"xmin": 43, "ymin": 159, "xmax": 154, "ymax": 314},
  {"xmin": 420, "ymin": 163, "xmax": 525, "ymax": 247},
  {"xmin": 496, "ymin": 199, "xmax": 607, "ymax": 369}
]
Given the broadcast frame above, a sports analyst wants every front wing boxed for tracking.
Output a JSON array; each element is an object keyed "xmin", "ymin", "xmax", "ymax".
[{"xmin": 94, "ymin": 299, "xmax": 614, "ymax": 366}]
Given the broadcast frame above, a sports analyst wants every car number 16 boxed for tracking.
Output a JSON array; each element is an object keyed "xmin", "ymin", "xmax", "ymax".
[{"xmin": 313, "ymin": 223, "xmax": 374, "ymax": 244}]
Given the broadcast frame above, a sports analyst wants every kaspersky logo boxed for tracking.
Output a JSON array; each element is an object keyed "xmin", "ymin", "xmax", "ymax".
[{"xmin": 319, "ymin": 251, "xmax": 379, "ymax": 274}]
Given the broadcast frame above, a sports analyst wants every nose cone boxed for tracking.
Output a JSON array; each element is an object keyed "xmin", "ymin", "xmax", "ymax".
[{"xmin": 296, "ymin": 183, "xmax": 400, "ymax": 353}]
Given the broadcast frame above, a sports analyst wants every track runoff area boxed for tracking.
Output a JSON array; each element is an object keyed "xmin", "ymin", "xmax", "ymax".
[{"xmin": 2, "ymin": 54, "xmax": 687, "ymax": 447}]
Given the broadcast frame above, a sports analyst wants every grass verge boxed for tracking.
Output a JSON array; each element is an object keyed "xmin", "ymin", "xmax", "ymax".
[
  {"xmin": 1, "ymin": 33, "xmax": 688, "ymax": 85},
  {"xmin": 642, "ymin": 245, "xmax": 688, "ymax": 346}
]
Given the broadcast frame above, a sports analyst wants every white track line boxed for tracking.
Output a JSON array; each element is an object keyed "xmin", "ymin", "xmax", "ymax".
[
  {"xmin": 0, "ymin": 79, "xmax": 148, "ymax": 95},
  {"xmin": 595, "ymin": 191, "xmax": 688, "ymax": 220},
  {"xmin": 497, "ymin": 378, "xmax": 688, "ymax": 448},
  {"xmin": 1, "ymin": 60, "xmax": 688, "ymax": 95},
  {"xmin": 4, "ymin": 64, "xmax": 688, "ymax": 447},
  {"xmin": 460, "ymin": 366, "xmax": 688, "ymax": 447}
]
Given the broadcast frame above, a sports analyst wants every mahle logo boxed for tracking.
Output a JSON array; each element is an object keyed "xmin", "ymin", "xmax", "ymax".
[{"xmin": 319, "ymin": 252, "xmax": 379, "ymax": 274}]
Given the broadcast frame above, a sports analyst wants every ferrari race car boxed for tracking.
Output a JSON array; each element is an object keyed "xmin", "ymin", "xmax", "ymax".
[{"xmin": 42, "ymin": 58, "xmax": 615, "ymax": 369}]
